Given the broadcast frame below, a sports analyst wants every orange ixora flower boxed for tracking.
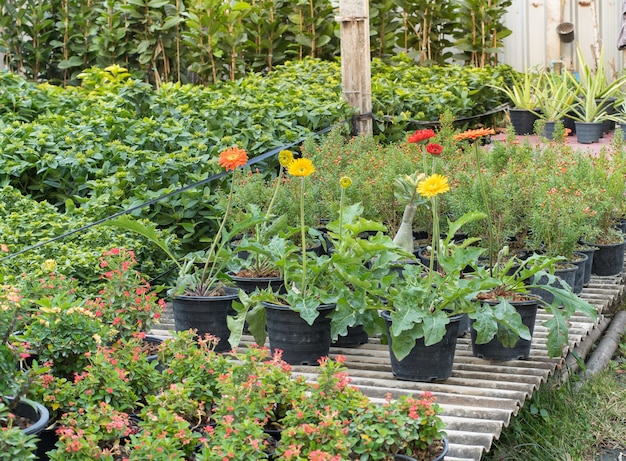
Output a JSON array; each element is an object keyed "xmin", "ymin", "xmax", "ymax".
[
  {"xmin": 287, "ymin": 158, "xmax": 315, "ymax": 177},
  {"xmin": 453, "ymin": 127, "xmax": 495, "ymax": 142},
  {"xmin": 218, "ymin": 146, "xmax": 248, "ymax": 171}
]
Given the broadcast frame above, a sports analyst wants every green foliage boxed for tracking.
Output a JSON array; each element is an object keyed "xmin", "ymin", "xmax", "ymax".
[
  {"xmin": 0, "ymin": 0, "xmax": 512, "ymax": 84},
  {"xmin": 453, "ymin": 0, "xmax": 513, "ymax": 67},
  {"xmin": 0, "ymin": 185, "xmax": 172, "ymax": 286},
  {"xmin": 370, "ymin": 58, "xmax": 515, "ymax": 138},
  {"xmin": 393, "ymin": 0, "xmax": 457, "ymax": 65}
]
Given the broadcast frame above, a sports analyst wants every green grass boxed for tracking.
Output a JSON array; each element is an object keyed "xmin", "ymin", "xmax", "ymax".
[{"xmin": 483, "ymin": 326, "xmax": 626, "ymax": 461}]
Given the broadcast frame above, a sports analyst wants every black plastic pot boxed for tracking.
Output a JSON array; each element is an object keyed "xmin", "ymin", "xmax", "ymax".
[
  {"xmin": 509, "ymin": 108, "xmax": 539, "ymax": 135},
  {"xmin": 530, "ymin": 264, "xmax": 577, "ymax": 304},
  {"xmin": 332, "ymin": 324, "xmax": 369, "ymax": 347},
  {"xmin": 570, "ymin": 252, "xmax": 588, "ymax": 294},
  {"xmin": 590, "ymin": 239, "xmax": 626, "ymax": 276},
  {"xmin": 470, "ymin": 297, "xmax": 539, "ymax": 361},
  {"xmin": 264, "ymin": 302, "xmax": 334, "ymax": 366},
  {"xmin": 576, "ymin": 246, "xmax": 596, "ymax": 286},
  {"xmin": 395, "ymin": 437, "xmax": 448, "ymax": 460},
  {"xmin": 230, "ymin": 274, "xmax": 284, "ymax": 294},
  {"xmin": 574, "ymin": 121, "xmax": 603, "ymax": 144},
  {"xmin": 171, "ymin": 287, "xmax": 239, "ymax": 353},
  {"xmin": 382, "ymin": 311, "xmax": 461, "ymax": 382}
]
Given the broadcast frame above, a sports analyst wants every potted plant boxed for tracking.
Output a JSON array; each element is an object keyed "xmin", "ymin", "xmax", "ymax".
[
  {"xmin": 232, "ymin": 168, "xmax": 410, "ymax": 364},
  {"xmin": 108, "ymin": 146, "xmax": 265, "ymax": 352},
  {"xmin": 226, "ymin": 149, "xmax": 296, "ymax": 293},
  {"xmin": 0, "ymin": 281, "xmax": 50, "ymax": 457},
  {"xmin": 451, "ymin": 127, "xmax": 598, "ymax": 360},
  {"xmin": 578, "ymin": 149, "xmax": 626, "ymax": 276},
  {"xmin": 350, "ymin": 392, "xmax": 448, "ymax": 461},
  {"xmin": 492, "ymin": 70, "xmax": 542, "ymax": 135},
  {"xmin": 381, "ymin": 211, "xmax": 487, "ymax": 381},
  {"xmin": 536, "ymin": 71, "xmax": 577, "ymax": 139},
  {"xmin": 567, "ymin": 46, "xmax": 626, "ymax": 143},
  {"xmin": 275, "ymin": 355, "xmax": 448, "ymax": 461}
]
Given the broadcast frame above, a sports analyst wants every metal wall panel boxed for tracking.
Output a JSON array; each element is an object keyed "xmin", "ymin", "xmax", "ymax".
[{"xmin": 501, "ymin": 0, "xmax": 625, "ymax": 74}]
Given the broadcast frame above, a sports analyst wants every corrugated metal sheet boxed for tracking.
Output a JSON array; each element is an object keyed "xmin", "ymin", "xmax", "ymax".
[
  {"xmin": 151, "ymin": 272, "xmax": 623, "ymax": 461},
  {"xmin": 501, "ymin": 0, "xmax": 625, "ymax": 73}
]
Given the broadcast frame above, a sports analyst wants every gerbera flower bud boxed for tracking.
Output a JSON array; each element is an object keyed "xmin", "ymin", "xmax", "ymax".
[
  {"xmin": 339, "ymin": 176, "xmax": 352, "ymax": 188},
  {"xmin": 278, "ymin": 150, "xmax": 294, "ymax": 167}
]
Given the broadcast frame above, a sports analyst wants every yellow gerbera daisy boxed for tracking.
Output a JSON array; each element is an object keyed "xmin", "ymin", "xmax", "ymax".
[
  {"xmin": 417, "ymin": 174, "xmax": 450, "ymax": 198},
  {"xmin": 339, "ymin": 176, "xmax": 352, "ymax": 189},
  {"xmin": 287, "ymin": 158, "xmax": 315, "ymax": 177},
  {"xmin": 278, "ymin": 150, "xmax": 294, "ymax": 167}
]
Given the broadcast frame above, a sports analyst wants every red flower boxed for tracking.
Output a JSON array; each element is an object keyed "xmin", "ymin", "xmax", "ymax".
[
  {"xmin": 426, "ymin": 143, "xmax": 444, "ymax": 155},
  {"xmin": 407, "ymin": 128, "xmax": 436, "ymax": 144}
]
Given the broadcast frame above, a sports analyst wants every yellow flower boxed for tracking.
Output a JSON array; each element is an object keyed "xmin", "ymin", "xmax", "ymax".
[
  {"xmin": 287, "ymin": 158, "xmax": 315, "ymax": 177},
  {"xmin": 417, "ymin": 174, "xmax": 450, "ymax": 198},
  {"xmin": 278, "ymin": 150, "xmax": 294, "ymax": 167},
  {"xmin": 339, "ymin": 176, "xmax": 352, "ymax": 189},
  {"xmin": 42, "ymin": 259, "xmax": 57, "ymax": 272}
]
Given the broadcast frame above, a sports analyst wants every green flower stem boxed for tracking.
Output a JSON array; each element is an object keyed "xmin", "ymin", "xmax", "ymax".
[
  {"xmin": 254, "ymin": 167, "xmax": 284, "ymax": 271},
  {"xmin": 473, "ymin": 142, "xmax": 495, "ymax": 274},
  {"xmin": 429, "ymin": 194, "xmax": 440, "ymax": 283},
  {"xmin": 299, "ymin": 176, "xmax": 307, "ymax": 295},
  {"xmin": 265, "ymin": 167, "xmax": 283, "ymax": 221},
  {"xmin": 200, "ymin": 169, "xmax": 238, "ymax": 289},
  {"xmin": 339, "ymin": 187, "xmax": 345, "ymax": 240}
]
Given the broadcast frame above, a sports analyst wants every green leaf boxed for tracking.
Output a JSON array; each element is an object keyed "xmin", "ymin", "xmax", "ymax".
[{"xmin": 104, "ymin": 216, "xmax": 181, "ymax": 270}]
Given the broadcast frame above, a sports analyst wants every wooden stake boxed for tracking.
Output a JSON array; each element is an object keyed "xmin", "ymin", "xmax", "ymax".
[{"xmin": 338, "ymin": 0, "xmax": 372, "ymax": 135}]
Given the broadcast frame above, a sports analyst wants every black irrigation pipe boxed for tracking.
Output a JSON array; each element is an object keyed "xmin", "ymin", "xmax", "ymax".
[
  {"xmin": 0, "ymin": 103, "xmax": 509, "ymax": 266},
  {"xmin": 0, "ymin": 122, "xmax": 344, "ymax": 265},
  {"xmin": 379, "ymin": 103, "xmax": 510, "ymax": 127}
]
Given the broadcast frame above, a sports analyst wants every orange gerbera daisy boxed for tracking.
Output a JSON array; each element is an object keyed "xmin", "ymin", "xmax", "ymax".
[
  {"xmin": 453, "ymin": 128, "xmax": 495, "ymax": 142},
  {"xmin": 218, "ymin": 146, "xmax": 248, "ymax": 171}
]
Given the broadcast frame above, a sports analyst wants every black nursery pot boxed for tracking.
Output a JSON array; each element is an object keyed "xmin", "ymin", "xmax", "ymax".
[
  {"xmin": 263, "ymin": 302, "xmax": 334, "ymax": 366},
  {"xmin": 382, "ymin": 311, "xmax": 461, "ymax": 382},
  {"xmin": 591, "ymin": 240, "xmax": 626, "ymax": 277},
  {"xmin": 172, "ymin": 287, "xmax": 239, "ymax": 353},
  {"xmin": 470, "ymin": 297, "xmax": 539, "ymax": 361}
]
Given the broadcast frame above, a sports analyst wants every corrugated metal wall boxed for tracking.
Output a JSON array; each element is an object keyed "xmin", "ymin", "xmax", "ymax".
[{"xmin": 500, "ymin": 0, "xmax": 625, "ymax": 75}]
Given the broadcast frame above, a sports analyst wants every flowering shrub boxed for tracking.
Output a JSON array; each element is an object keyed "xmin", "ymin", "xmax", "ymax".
[
  {"xmin": 88, "ymin": 247, "xmax": 165, "ymax": 341},
  {"xmin": 47, "ymin": 402, "xmax": 135, "ymax": 461},
  {"xmin": 350, "ymin": 393, "xmax": 446, "ymax": 460},
  {"xmin": 23, "ymin": 289, "xmax": 114, "ymax": 380}
]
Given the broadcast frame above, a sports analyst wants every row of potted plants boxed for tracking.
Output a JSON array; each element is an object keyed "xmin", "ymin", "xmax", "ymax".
[
  {"xmin": 109, "ymin": 127, "xmax": 598, "ymax": 381},
  {"xmin": 496, "ymin": 46, "xmax": 626, "ymax": 143},
  {"xmin": 1, "ymin": 252, "xmax": 449, "ymax": 460}
]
